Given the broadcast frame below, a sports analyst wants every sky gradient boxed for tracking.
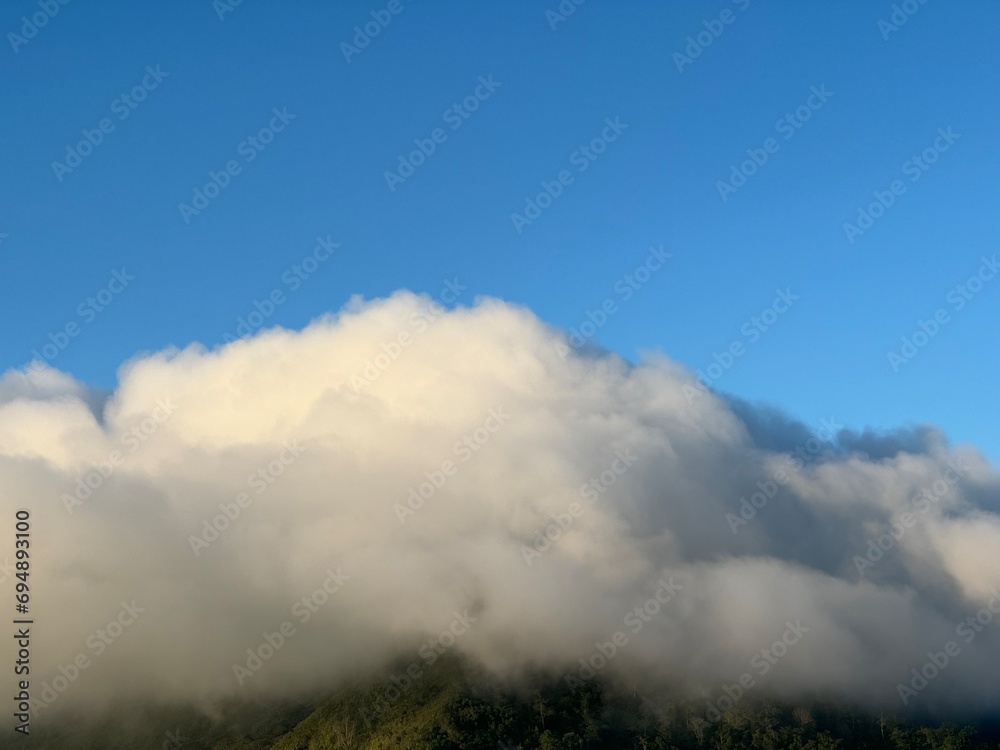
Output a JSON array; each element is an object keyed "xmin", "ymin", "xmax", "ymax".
[{"xmin": 2, "ymin": 0, "xmax": 998, "ymax": 460}]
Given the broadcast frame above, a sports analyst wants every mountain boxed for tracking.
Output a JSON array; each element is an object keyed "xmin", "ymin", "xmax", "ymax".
[{"xmin": 23, "ymin": 655, "xmax": 999, "ymax": 749}]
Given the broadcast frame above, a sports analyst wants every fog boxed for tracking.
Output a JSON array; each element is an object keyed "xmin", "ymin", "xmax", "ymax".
[{"xmin": 2, "ymin": 291, "xmax": 998, "ymax": 727}]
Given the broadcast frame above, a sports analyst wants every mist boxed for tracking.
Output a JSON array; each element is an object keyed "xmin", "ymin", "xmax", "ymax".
[{"xmin": 3, "ymin": 291, "xmax": 999, "ymax": 727}]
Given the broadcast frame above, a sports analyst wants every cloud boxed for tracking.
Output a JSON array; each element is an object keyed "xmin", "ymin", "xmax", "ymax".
[{"xmin": 2, "ymin": 291, "xmax": 999, "ymax": 725}]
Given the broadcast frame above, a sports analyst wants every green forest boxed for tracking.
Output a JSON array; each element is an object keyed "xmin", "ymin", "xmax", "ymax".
[{"xmin": 26, "ymin": 656, "xmax": 998, "ymax": 749}]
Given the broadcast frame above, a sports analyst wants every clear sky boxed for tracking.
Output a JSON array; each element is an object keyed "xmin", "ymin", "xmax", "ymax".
[{"xmin": 1, "ymin": 1, "xmax": 997, "ymax": 460}]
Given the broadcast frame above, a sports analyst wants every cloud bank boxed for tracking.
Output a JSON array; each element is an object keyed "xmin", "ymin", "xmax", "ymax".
[{"xmin": 2, "ymin": 291, "xmax": 999, "ymax": 726}]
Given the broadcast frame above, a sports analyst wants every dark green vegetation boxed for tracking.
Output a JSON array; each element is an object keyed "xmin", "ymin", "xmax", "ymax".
[{"xmin": 23, "ymin": 657, "xmax": 998, "ymax": 749}]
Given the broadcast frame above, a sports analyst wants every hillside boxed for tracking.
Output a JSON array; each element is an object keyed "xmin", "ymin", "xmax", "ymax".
[{"xmin": 23, "ymin": 656, "xmax": 999, "ymax": 749}]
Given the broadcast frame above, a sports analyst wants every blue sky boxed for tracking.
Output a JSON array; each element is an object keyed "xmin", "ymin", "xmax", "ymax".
[{"xmin": 2, "ymin": 1, "xmax": 998, "ymax": 460}]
